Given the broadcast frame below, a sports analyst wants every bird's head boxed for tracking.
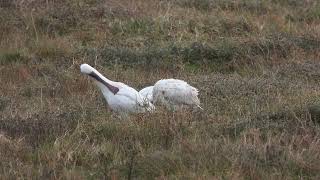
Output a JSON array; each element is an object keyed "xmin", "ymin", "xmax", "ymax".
[{"xmin": 80, "ymin": 64, "xmax": 95, "ymax": 74}]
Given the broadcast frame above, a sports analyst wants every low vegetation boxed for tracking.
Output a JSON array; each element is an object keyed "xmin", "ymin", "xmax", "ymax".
[{"xmin": 0, "ymin": 0, "xmax": 320, "ymax": 179}]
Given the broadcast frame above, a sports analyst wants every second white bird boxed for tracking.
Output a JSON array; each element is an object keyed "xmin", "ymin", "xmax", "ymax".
[{"xmin": 140, "ymin": 79, "xmax": 202, "ymax": 111}]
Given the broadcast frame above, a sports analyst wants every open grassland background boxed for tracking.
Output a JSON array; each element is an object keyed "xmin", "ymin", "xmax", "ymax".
[{"xmin": 1, "ymin": 0, "xmax": 320, "ymax": 179}]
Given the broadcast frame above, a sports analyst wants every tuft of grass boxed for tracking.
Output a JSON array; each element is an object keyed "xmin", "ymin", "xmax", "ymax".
[
  {"xmin": 285, "ymin": 2, "xmax": 320, "ymax": 23},
  {"xmin": 0, "ymin": 51, "xmax": 25, "ymax": 65},
  {"xmin": 110, "ymin": 18, "xmax": 154, "ymax": 36},
  {"xmin": 0, "ymin": 96, "xmax": 9, "ymax": 111},
  {"xmin": 177, "ymin": 0, "xmax": 269, "ymax": 15},
  {"xmin": 28, "ymin": 36, "xmax": 75, "ymax": 59}
]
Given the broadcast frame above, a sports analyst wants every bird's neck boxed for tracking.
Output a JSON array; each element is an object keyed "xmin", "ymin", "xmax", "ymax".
[
  {"xmin": 95, "ymin": 82, "xmax": 116, "ymax": 98},
  {"xmin": 90, "ymin": 70, "xmax": 119, "ymax": 95},
  {"xmin": 92, "ymin": 70, "xmax": 113, "ymax": 84}
]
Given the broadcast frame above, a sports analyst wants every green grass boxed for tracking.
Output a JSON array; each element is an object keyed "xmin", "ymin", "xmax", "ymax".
[
  {"xmin": 0, "ymin": 51, "xmax": 25, "ymax": 65},
  {"xmin": 0, "ymin": 0, "xmax": 320, "ymax": 179}
]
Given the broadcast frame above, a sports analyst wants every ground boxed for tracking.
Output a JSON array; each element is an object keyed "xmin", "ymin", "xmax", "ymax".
[{"xmin": 0, "ymin": 0, "xmax": 320, "ymax": 179}]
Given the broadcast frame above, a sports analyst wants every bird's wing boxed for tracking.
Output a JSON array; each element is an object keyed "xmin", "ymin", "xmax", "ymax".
[
  {"xmin": 139, "ymin": 86, "xmax": 154, "ymax": 102},
  {"xmin": 116, "ymin": 86, "xmax": 145, "ymax": 104},
  {"xmin": 154, "ymin": 80, "xmax": 200, "ymax": 106}
]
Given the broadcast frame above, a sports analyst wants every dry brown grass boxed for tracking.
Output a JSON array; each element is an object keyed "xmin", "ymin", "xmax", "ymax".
[{"xmin": 1, "ymin": 0, "xmax": 320, "ymax": 179}]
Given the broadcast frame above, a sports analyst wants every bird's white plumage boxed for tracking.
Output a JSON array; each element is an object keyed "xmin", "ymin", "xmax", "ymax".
[
  {"xmin": 139, "ymin": 86, "xmax": 154, "ymax": 103},
  {"xmin": 81, "ymin": 64, "xmax": 119, "ymax": 88},
  {"xmin": 80, "ymin": 64, "xmax": 154, "ymax": 116},
  {"xmin": 80, "ymin": 64, "xmax": 94, "ymax": 74},
  {"xmin": 152, "ymin": 79, "xmax": 201, "ymax": 110}
]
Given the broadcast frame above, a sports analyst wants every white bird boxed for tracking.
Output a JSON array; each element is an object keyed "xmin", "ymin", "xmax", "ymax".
[
  {"xmin": 80, "ymin": 64, "xmax": 155, "ymax": 116},
  {"xmin": 139, "ymin": 86, "xmax": 154, "ymax": 103},
  {"xmin": 152, "ymin": 79, "xmax": 202, "ymax": 111}
]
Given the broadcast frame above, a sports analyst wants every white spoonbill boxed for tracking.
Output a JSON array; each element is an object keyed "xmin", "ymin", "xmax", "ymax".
[
  {"xmin": 80, "ymin": 64, "xmax": 155, "ymax": 116},
  {"xmin": 139, "ymin": 86, "xmax": 154, "ymax": 103},
  {"xmin": 152, "ymin": 79, "xmax": 202, "ymax": 111}
]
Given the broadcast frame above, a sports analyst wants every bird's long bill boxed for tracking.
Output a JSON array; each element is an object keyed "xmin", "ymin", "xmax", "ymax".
[{"xmin": 89, "ymin": 72, "xmax": 119, "ymax": 95}]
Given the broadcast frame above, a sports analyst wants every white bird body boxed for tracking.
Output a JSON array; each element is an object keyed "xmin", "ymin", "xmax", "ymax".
[
  {"xmin": 152, "ymin": 79, "xmax": 202, "ymax": 110},
  {"xmin": 139, "ymin": 86, "xmax": 154, "ymax": 103},
  {"xmin": 80, "ymin": 64, "xmax": 154, "ymax": 116}
]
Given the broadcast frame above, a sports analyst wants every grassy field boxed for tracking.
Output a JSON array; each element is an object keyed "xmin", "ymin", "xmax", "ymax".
[{"xmin": 1, "ymin": 0, "xmax": 320, "ymax": 179}]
